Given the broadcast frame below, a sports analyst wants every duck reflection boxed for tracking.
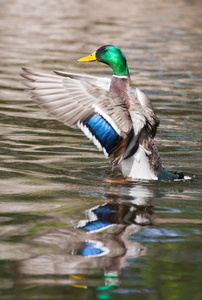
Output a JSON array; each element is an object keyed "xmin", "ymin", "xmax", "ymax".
[{"xmin": 16, "ymin": 184, "xmax": 155, "ymax": 292}]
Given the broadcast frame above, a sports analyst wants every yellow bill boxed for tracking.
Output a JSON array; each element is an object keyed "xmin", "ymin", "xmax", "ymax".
[{"xmin": 77, "ymin": 51, "xmax": 97, "ymax": 62}]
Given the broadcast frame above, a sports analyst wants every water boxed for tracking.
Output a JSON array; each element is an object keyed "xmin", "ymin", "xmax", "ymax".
[{"xmin": 0, "ymin": 0, "xmax": 202, "ymax": 299}]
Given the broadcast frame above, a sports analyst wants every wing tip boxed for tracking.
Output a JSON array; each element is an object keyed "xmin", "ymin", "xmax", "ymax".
[
  {"xmin": 54, "ymin": 70, "xmax": 68, "ymax": 77},
  {"xmin": 21, "ymin": 67, "xmax": 34, "ymax": 74}
]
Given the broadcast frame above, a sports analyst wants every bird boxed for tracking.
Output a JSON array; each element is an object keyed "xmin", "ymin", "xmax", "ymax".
[{"xmin": 20, "ymin": 45, "xmax": 184, "ymax": 180}]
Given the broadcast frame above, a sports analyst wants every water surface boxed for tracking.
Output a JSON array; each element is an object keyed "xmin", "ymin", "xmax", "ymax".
[{"xmin": 0, "ymin": 0, "xmax": 202, "ymax": 299}]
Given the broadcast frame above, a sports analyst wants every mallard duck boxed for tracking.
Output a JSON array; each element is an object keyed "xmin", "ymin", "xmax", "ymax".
[{"xmin": 21, "ymin": 45, "xmax": 183, "ymax": 180}]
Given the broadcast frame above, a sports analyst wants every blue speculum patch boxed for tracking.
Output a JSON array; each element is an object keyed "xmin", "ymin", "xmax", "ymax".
[
  {"xmin": 83, "ymin": 113, "xmax": 122, "ymax": 154},
  {"xmin": 78, "ymin": 242, "xmax": 103, "ymax": 256},
  {"xmin": 83, "ymin": 220, "xmax": 112, "ymax": 232}
]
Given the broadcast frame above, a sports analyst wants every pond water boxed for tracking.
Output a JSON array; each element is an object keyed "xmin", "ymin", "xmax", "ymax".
[{"xmin": 0, "ymin": 0, "xmax": 202, "ymax": 299}]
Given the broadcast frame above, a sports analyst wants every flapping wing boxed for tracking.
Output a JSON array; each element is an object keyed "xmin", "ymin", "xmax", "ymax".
[
  {"xmin": 117, "ymin": 86, "xmax": 160, "ymax": 161},
  {"xmin": 21, "ymin": 68, "xmax": 132, "ymax": 165},
  {"xmin": 132, "ymin": 87, "xmax": 160, "ymax": 137}
]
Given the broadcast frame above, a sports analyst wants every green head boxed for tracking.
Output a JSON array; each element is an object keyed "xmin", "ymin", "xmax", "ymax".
[{"xmin": 78, "ymin": 45, "xmax": 129, "ymax": 77}]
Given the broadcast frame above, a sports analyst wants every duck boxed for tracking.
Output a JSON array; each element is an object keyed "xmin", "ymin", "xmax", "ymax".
[{"xmin": 21, "ymin": 45, "xmax": 184, "ymax": 180}]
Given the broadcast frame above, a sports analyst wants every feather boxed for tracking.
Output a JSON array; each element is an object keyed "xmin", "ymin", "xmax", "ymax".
[
  {"xmin": 21, "ymin": 68, "xmax": 132, "ymax": 164},
  {"xmin": 54, "ymin": 70, "xmax": 111, "ymax": 91}
]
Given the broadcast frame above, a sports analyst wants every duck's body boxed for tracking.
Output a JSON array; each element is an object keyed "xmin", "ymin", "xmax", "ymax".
[{"xmin": 21, "ymin": 45, "xmax": 183, "ymax": 180}]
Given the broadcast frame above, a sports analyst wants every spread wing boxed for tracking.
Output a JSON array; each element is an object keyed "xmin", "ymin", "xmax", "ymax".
[
  {"xmin": 20, "ymin": 68, "xmax": 133, "ymax": 165},
  {"xmin": 132, "ymin": 87, "xmax": 160, "ymax": 137}
]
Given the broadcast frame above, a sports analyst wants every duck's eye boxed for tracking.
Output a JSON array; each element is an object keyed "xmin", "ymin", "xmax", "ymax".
[{"xmin": 102, "ymin": 48, "xmax": 108, "ymax": 53}]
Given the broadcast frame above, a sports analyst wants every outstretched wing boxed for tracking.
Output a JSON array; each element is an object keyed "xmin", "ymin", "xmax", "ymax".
[
  {"xmin": 132, "ymin": 87, "xmax": 160, "ymax": 137},
  {"xmin": 21, "ymin": 68, "xmax": 133, "ymax": 165}
]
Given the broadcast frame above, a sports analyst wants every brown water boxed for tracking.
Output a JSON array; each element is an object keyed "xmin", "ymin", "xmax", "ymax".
[{"xmin": 0, "ymin": 0, "xmax": 202, "ymax": 299}]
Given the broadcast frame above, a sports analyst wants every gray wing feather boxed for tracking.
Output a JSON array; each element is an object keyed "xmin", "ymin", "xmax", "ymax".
[
  {"xmin": 21, "ymin": 68, "xmax": 132, "ymax": 135},
  {"xmin": 54, "ymin": 70, "xmax": 111, "ymax": 91},
  {"xmin": 20, "ymin": 68, "xmax": 160, "ymax": 165},
  {"xmin": 131, "ymin": 88, "xmax": 159, "ymax": 137}
]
